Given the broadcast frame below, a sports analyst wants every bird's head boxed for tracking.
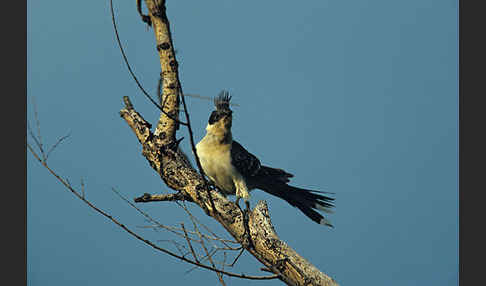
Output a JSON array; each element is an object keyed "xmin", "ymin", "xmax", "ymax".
[{"xmin": 206, "ymin": 90, "xmax": 233, "ymax": 137}]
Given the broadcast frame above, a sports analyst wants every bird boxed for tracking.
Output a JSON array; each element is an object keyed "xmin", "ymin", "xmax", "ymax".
[{"xmin": 195, "ymin": 91, "xmax": 335, "ymax": 227}]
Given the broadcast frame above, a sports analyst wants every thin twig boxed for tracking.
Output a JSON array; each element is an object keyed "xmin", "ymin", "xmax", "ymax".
[
  {"xmin": 137, "ymin": 225, "xmax": 238, "ymax": 245},
  {"xmin": 178, "ymin": 89, "xmax": 218, "ymax": 215},
  {"xmin": 184, "ymin": 248, "xmax": 218, "ymax": 275},
  {"xmin": 222, "ymin": 252, "xmax": 227, "ymax": 273},
  {"xmin": 181, "ymin": 223, "xmax": 200, "ymax": 264},
  {"xmin": 188, "ymin": 210, "xmax": 226, "ymax": 285},
  {"xmin": 27, "ymin": 121, "xmax": 45, "ymax": 161},
  {"xmin": 112, "ymin": 188, "xmax": 187, "ymax": 238},
  {"xmin": 158, "ymin": 239, "xmax": 188, "ymax": 257},
  {"xmin": 260, "ymin": 267, "xmax": 273, "ymax": 273},
  {"xmin": 115, "ymin": 189, "xmax": 236, "ymax": 245},
  {"xmin": 28, "ymin": 143, "xmax": 279, "ymax": 281},
  {"xmin": 32, "ymin": 97, "xmax": 45, "ymax": 158},
  {"xmin": 136, "ymin": 0, "xmax": 151, "ymax": 26},
  {"xmin": 29, "ymin": 98, "xmax": 46, "ymax": 161},
  {"xmin": 109, "ymin": 0, "xmax": 188, "ymax": 126},
  {"xmin": 81, "ymin": 178, "xmax": 85, "ymax": 199},
  {"xmin": 230, "ymin": 248, "xmax": 245, "ymax": 267},
  {"xmin": 215, "ymin": 245, "xmax": 244, "ymax": 251},
  {"xmin": 46, "ymin": 132, "xmax": 71, "ymax": 160},
  {"xmin": 136, "ymin": 225, "xmax": 197, "ymax": 241},
  {"xmin": 177, "ymin": 201, "xmax": 241, "ymax": 250}
]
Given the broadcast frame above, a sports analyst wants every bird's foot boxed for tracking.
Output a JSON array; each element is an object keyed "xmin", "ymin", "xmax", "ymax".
[
  {"xmin": 242, "ymin": 199, "xmax": 254, "ymax": 249},
  {"xmin": 234, "ymin": 197, "xmax": 254, "ymax": 248},
  {"xmin": 244, "ymin": 200, "xmax": 251, "ymax": 214},
  {"xmin": 234, "ymin": 197, "xmax": 251, "ymax": 212}
]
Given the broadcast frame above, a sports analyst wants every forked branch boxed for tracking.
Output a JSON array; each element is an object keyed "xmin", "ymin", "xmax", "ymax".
[
  {"xmin": 120, "ymin": 2, "xmax": 339, "ymax": 284},
  {"xmin": 27, "ymin": 142, "xmax": 279, "ymax": 281}
]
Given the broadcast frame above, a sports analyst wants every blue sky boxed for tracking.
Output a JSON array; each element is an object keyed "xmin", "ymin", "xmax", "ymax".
[{"xmin": 27, "ymin": 0, "xmax": 458, "ymax": 285}]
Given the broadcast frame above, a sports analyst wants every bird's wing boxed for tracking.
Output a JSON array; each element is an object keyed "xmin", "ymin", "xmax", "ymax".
[{"xmin": 230, "ymin": 141, "xmax": 261, "ymax": 178}]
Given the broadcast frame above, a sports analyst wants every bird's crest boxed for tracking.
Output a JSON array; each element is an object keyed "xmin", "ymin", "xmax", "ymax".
[{"xmin": 214, "ymin": 90, "xmax": 232, "ymax": 112}]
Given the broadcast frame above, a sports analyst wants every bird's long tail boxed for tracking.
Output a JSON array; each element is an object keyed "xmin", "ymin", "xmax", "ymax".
[{"xmin": 258, "ymin": 181, "xmax": 335, "ymax": 227}]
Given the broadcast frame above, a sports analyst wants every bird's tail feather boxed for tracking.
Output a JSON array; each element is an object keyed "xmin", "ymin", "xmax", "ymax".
[
  {"xmin": 259, "ymin": 166, "xmax": 293, "ymax": 183},
  {"xmin": 258, "ymin": 182, "xmax": 335, "ymax": 227}
]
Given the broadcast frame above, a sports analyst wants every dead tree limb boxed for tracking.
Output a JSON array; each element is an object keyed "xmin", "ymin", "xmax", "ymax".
[
  {"xmin": 120, "ymin": 96, "xmax": 336, "ymax": 286},
  {"xmin": 134, "ymin": 192, "xmax": 193, "ymax": 203},
  {"xmin": 27, "ymin": 143, "xmax": 279, "ymax": 281},
  {"xmin": 120, "ymin": 1, "xmax": 339, "ymax": 285}
]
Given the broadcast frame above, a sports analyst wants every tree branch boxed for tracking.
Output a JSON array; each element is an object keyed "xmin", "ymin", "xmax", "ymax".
[
  {"xmin": 119, "ymin": 1, "xmax": 339, "ymax": 285},
  {"xmin": 121, "ymin": 95, "xmax": 338, "ymax": 285},
  {"xmin": 134, "ymin": 192, "xmax": 193, "ymax": 203},
  {"xmin": 27, "ymin": 143, "xmax": 279, "ymax": 281}
]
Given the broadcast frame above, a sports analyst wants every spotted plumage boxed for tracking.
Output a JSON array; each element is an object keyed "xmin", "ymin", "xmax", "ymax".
[{"xmin": 230, "ymin": 141, "xmax": 261, "ymax": 177}]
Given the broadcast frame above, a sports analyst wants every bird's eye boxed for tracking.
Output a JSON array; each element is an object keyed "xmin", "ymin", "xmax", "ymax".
[{"xmin": 208, "ymin": 111, "xmax": 221, "ymax": 124}]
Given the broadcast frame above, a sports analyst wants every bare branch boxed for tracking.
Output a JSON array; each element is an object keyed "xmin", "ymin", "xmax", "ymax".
[
  {"xmin": 121, "ymin": 81, "xmax": 337, "ymax": 285},
  {"xmin": 136, "ymin": 0, "xmax": 151, "ymax": 26},
  {"xmin": 114, "ymin": 188, "xmax": 241, "ymax": 264},
  {"xmin": 120, "ymin": 1, "xmax": 339, "ymax": 277},
  {"xmin": 112, "ymin": 188, "xmax": 192, "ymax": 240},
  {"xmin": 229, "ymin": 248, "xmax": 245, "ymax": 268},
  {"xmin": 188, "ymin": 209, "xmax": 226, "ymax": 285},
  {"xmin": 27, "ymin": 122, "xmax": 45, "ymax": 162},
  {"xmin": 138, "ymin": 224, "xmax": 239, "ymax": 246},
  {"xmin": 109, "ymin": 0, "xmax": 187, "ymax": 126},
  {"xmin": 134, "ymin": 192, "xmax": 192, "ymax": 203},
  {"xmin": 32, "ymin": 97, "xmax": 45, "ymax": 159},
  {"xmin": 27, "ymin": 143, "xmax": 279, "ymax": 281},
  {"xmin": 177, "ymin": 201, "xmax": 241, "ymax": 250},
  {"xmin": 158, "ymin": 239, "xmax": 188, "ymax": 257},
  {"xmin": 222, "ymin": 252, "xmax": 227, "ymax": 272},
  {"xmin": 81, "ymin": 178, "xmax": 85, "ymax": 199},
  {"xmin": 184, "ymin": 248, "xmax": 218, "ymax": 275},
  {"xmin": 30, "ymin": 0, "xmax": 340, "ymax": 284},
  {"xmin": 178, "ymin": 88, "xmax": 218, "ymax": 216},
  {"xmin": 46, "ymin": 132, "xmax": 71, "ymax": 160},
  {"xmin": 181, "ymin": 223, "xmax": 200, "ymax": 264}
]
